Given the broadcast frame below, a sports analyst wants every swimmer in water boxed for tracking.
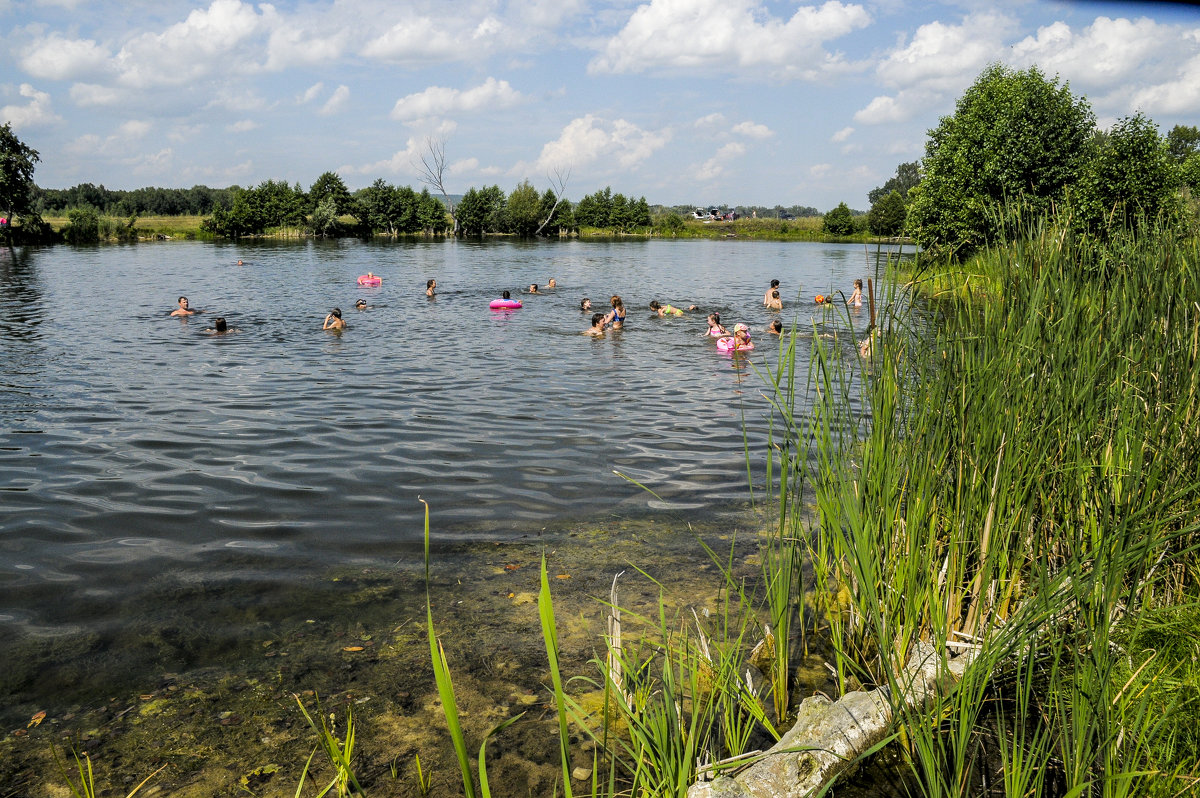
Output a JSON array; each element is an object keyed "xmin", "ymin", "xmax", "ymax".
[
  {"xmin": 764, "ymin": 279, "xmax": 780, "ymax": 307},
  {"xmin": 580, "ymin": 297, "xmax": 592, "ymax": 312},
  {"xmin": 766, "ymin": 289, "xmax": 782, "ymax": 311},
  {"xmin": 426, "ymin": 279, "xmax": 436, "ymax": 297},
  {"xmin": 649, "ymin": 300, "xmax": 698, "ymax": 317},
  {"xmin": 849, "ymin": 279, "xmax": 863, "ymax": 308},
  {"xmin": 528, "ymin": 284, "xmax": 542, "ymax": 294},
  {"xmin": 604, "ymin": 295, "xmax": 626, "ymax": 329},
  {"xmin": 706, "ymin": 313, "xmax": 728, "ymax": 336},
  {"xmin": 768, "ymin": 319, "xmax": 783, "ymax": 336},
  {"xmin": 354, "ymin": 299, "xmax": 369, "ymax": 310},
  {"xmin": 170, "ymin": 296, "xmax": 201, "ymax": 316},
  {"xmin": 584, "ymin": 312, "xmax": 607, "ymax": 336},
  {"xmin": 204, "ymin": 316, "xmax": 238, "ymax": 334},
  {"xmin": 547, "ymin": 278, "xmax": 557, "ymax": 289},
  {"xmin": 323, "ymin": 308, "xmax": 346, "ymax": 330},
  {"xmin": 731, "ymin": 323, "xmax": 753, "ymax": 351}
]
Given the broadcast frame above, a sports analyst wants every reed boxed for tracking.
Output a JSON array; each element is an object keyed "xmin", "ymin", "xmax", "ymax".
[
  {"xmin": 792, "ymin": 217, "xmax": 1200, "ymax": 794},
  {"xmin": 294, "ymin": 695, "xmax": 364, "ymax": 797},
  {"xmin": 51, "ymin": 744, "xmax": 165, "ymax": 798}
]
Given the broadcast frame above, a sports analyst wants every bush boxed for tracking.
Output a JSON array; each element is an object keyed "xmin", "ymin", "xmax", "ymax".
[
  {"xmin": 822, "ymin": 202, "xmax": 856, "ymax": 236},
  {"xmin": 65, "ymin": 207, "xmax": 100, "ymax": 244}
]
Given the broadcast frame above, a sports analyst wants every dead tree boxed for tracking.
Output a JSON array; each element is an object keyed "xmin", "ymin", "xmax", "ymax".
[
  {"xmin": 418, "ymin": 138, "xmax": 458, "ymax": 236},
  {"xmin": 534, "ymin": 168, "xmax": 571, "ymax": 237}
]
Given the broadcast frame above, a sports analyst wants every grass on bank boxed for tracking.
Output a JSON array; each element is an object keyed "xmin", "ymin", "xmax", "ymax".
[{"xmin": 794, "ymin": 220, "xmax": 1200, "ymax": 795}]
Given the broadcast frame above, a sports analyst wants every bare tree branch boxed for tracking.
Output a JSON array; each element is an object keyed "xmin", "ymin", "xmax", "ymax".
[
  {"xmin": 417, "ymin": 137, "xmax": 458, "ymax": 236},
  {"xmin": 534, "ymin": 167, "xmax": 571, "ymax": 237}
]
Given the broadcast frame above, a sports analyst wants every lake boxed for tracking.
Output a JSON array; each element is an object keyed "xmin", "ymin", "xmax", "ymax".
[{"xmin": 0, "ymin": 237, "xmax": 888, "ymax": 775}]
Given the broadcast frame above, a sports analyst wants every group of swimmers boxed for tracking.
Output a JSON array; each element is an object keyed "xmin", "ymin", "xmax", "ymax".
[{"xmin": 170, "ymin": 273, "xmax": 868, "ymax": 347}]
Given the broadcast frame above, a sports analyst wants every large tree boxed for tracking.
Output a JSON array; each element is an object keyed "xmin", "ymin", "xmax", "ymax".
[
  {"xmin": 867, "ymin": 161, "xmax": 920, "ymax": 206},
  {"xmin": 907, "ymin": 64, "xmax": 1094, "ymax": 256},
  {"xmin": 1072, "ymin": 114, "xmax": 1180, "ymax": 234},
  {"xmin": 0, "ymin": 123, "xmax": 41, "ymax": 229}
]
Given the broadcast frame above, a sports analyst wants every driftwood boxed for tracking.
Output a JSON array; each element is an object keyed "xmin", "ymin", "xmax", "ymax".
[{"xmin": 688, "ymin": 642, "xmax": 976, "ymax": 798}]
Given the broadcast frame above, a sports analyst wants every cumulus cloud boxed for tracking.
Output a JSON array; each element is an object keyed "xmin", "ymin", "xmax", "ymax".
[
  {"xmin": 853, "ymin": 94, "xmax": 905, "ymax": 124},
  {"xmin": 363, "ymin": 14, "xmax": 512, "ymax": 64},
  {"xmin": 732, "ymin": 121, "xmax": 773, "ymax": 139},
  {"xmin": 227, "ymin": 119, "xmax": 260, "ymax": 132},
  {"xmin": 114, "ymin": 0, "xmax": 268, "ymax": 88},
  {"xmin": 20, "ymin": 34, "xmax": 111, "ymax": 81},
  {"xmin": 520, "ymin": 115, "xmax": 671, "ymax": 175},
  {"xmin": 390, "ymin": 78, "xmax": 523, "ymax": 124},
  {"xmin": 320, "ymin": 85, "xmax": 350, "ymax": 116},
  {"xmin": 69, "ymin": 83, "xmax": 126, "ymax": 107},
  {"xmin": 694, "ymin": 113, "xmax": 726, "ymax": 128},
  {"xmin": 831, "ymin": 126, "xmax": 854, "ymax": 142},
  {"xmin": 874, "ymin": 12, "xmax": 1015, "ymax": 93},
  {"xmin": 1130, "ymin": 52, "xmax": 1200, "ymax": 114},
  {"xmin": 348, "ymin": 136, "xmax": 424, "ymax": 176},
  {"xmin": 1010, "ymin": 17, "xmax": 1177, "ymax": 88},
  {"xmin": 1, "ymin": 84, "xmax": 61, "ymax": 128},
  {"xmin": 590, "ymin": 0, "xmax": 871, "ymax": 78},
  {"xmin": 696, "ymin": 141, "xmax": 746, "ymax": 181}
]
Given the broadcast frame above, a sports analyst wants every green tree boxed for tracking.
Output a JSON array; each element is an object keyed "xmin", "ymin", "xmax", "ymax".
[
  {"xmin": 505, "ymin": 180, "xmax": 542, "ymax": 236},
  {"xmin": 867, "ymin": 190, "xmax": 907, "ymax": 236},
  {"xmin": 417, "ymin": 188, "xmax": 448, "ymax": 234},
  {"xmin": 1072, "ymin": 113, "xmax": 1180, "ymax": 234},
  {"xmin": 822, "ymin": 202, "xmax": 855, "ymax": 236},
  {"xmin": 0, "ymin": 122, "xmax": 41, "ymax": 231},
  {"xmin": 1166, "ymin": 124, "xmax": 1200, "ymax": 164},
  {"xmin": 867, "ymin": 161, "xmax": 920, "ymax": 206},
  {"xmin": 309, "ymin": 171, "xmax": 353, "ymax": 216},
  {"xmin": 311, "ymin": 197, "xmax": 338, "ymax": 237},
  {"xmin": 64, "ymin": 207, "xmax": 100, "ymax": 244},
  {"xmin": 1181, "ymin": 152, "xmax": 1200, "ymax": 195},
  {"xmin": 575, "ymin": 187, "xmax": 613, "ymax": 228},
  {"xmin": 906, "ymin": 64, "xmax": 1094, "ymax": 256},
  {"xmin": 656, "ymin": 212, "xmax": 685, "ymax": 235}
]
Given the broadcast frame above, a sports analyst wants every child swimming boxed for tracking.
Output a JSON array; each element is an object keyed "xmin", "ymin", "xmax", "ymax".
[{"xmin": 705, "ymin": 313, "xmax": 728, "ymax": 336}]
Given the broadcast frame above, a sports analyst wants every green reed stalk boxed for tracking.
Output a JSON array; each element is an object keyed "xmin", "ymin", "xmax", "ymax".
[
  {"xmin": 51, "ymin": 745, "xmax": 165, "ymax": 798},
  {"xmin": 421, "ymin": 497, "xmax": 478, "ymax": 798},
  {"xmin": 537, "ymin": 553, "xmax": 576, "ymax": 798}
]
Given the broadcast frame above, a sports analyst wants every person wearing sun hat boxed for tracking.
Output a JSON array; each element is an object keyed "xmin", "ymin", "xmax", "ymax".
[{"xmin": 732, "ymin": 323, "xmax": 753, "ymax": 350}]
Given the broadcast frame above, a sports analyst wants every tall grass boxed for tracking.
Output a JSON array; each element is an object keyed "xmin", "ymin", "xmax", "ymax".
[{"xmin": 796, "ymin": 219, "xmax": 1200, "ymax": 794}]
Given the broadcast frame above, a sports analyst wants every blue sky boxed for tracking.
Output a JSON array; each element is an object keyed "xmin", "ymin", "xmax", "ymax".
[{"xmin": 2, "ymin": 0, "xmax": 1199, "ymax": 211}]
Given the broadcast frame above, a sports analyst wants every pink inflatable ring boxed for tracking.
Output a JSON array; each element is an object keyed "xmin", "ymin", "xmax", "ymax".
[
  {"xmin": 717, "ymin": 336, "xmax": 754, "ymax": 352},
  {"xmin": 489, "ymin": 299, "xmax": 523, "ymax": 310},
  {"xmin": 357, "ymin": 274, "xmax": 382, "ymax": 286}
]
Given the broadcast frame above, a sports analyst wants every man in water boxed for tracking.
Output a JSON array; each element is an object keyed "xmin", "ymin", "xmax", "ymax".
[
  {"xmin": 171, "ymin": 296, "xmax": 201, "ymax": 316},
  {"xmin": 323, "ymin": 308, "xmax": 346, "ymax": 330},
  {"xmin": 583, "ymin": 312, "xmax": 606, "ymax": 336},
  {"xmin": 763, "ymin": 279, "xmax": 780, "ymax": 306}
]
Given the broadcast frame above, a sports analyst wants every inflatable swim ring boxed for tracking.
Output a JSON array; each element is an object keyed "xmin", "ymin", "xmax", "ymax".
[
  {"xmin": 489, "ymin": 299, "xmax": 523, "ymax": 310},
  {"xmin": 358, "ymin": 275, "xmax": 382, "ymax": 286},
  {"xmin": 716, "ymin": 337, "xmax": 754, "ymax": 352}
]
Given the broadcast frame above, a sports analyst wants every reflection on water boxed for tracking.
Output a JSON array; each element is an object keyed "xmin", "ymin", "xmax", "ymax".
[{"xmin": 0, "ymin": 237, "xmax": 900, "ymax": 719}]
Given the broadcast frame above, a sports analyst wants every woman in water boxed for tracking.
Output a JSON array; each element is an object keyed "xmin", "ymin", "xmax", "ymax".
[
  {"xmin": 426, "ymin": 279, "xmax": 436, "ymax": 297},
  {"xmin": 849, "ymin": 279, "xmax": 863, "ymax": 308},
  {"xmin": 768, "ymin": 319, "xmax": 783, "ymax": 336},
  {"xmin": 204, "ymin": 317, "xmax": 237, "ymax": 334},
  {"xmin": 604, "ymin": 295, "xmax": 626, "ymax": 329},
  {"xmin": 323, "ymin": 308, "xmax": 346, "ymax": 330}
]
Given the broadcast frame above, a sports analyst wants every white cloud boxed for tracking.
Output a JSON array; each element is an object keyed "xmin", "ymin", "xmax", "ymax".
[
  {"xmin": 1, "ymin": 84, "xmax": 61, "ymax": 128},
  {"xmin": 590, "ymin": 0, "xmax": 871, "ymax": 78},
  {"xmin": 732, "ymin": 121, "xmax": 773, "ymax": 139},
  {"xmin": 319, "ymin": 85, "xmax": 350, "ymax": 116},
  {"xmin": 20, "ymin": 34, "xmax": 111, "ymax": 81},
  {"xmin": 1130, "ymin": 53, "xmax": 1200, "ymax": 114},
  {"xmin": 227, "ymin": 119, "xmax": 260, "ymax": 132},
  {"xmin": 518, "ymin": 115, "xmax": 671, "ymax": 175},
  {"xmin": 114, "ymin": 0, "xmax": 267, "ymax": 88},
  {"xmin": 363, "ymin": 14, "xmax": 512, "ymax": 64},
  {"xmin": 118, "ymin": 120, "xmax": 151, "ymax": 138},
  {"xmin": 853, "ymin": 94, "xmax": 904, "ymax": 124},
  {"xmin": 299, "ymin": 83, "xmax": 324, "ymax": 104},
  {"xmin": 875, "ymin": 12, "xmax": 1015, "ymax": 92},
  {"xmin": 831, "ymin": 126, "xmax": 854, "ymax": 142},
  {"xmin": 390, "ymin": 78, "xmax": 523, "ymax": 123},
  {"xmin": 349, "ymin": 136, "xmax": 424, "ymax": 176},
  {"xmin": 694, "ymin": 113, "xmax": 726, "ymax": 128},
  {"xmin": 264, "ymin": 11, "xmax": 349, "ymax": 70},
  {"xmin": 696, "ymin": 141, "xmax": 746, "ymax": 181},
  {"xmin": 69, "ymin": 83, "xmax": 126, "ymax": 107},
  {"xmin": 1010, "ymin": 17, "xmax": 1178, "ymax": 88}
]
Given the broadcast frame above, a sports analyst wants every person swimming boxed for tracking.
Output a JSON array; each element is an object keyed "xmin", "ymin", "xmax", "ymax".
[
  {"xmin": 649, "ymin": 300, "xmax": 697, "ymax": 317},
  {"xmin": 354, "ymin": 299, "xmax": 368, "ymax": 310},
  {"xmin": 426, "ymin": 279, "xmax": 436, "ymax": 297},
  {"xmin": 204, "ymin": 316, "xmax": 237, "ymax": 334},
  {"xmin": 323, "ymin": 308, "xmax": 346, "ymax": 330},
  {"xmin": 528, "ymin": 284, "xmax": 542, "ymax": 294},
  {"xmin": 849, "ymin": 279, "xmax": 863, "ymax": 308},
  {"xmin": 768, "ymin": 319, "xmax": 783, "ymax": 335},
  {"xmin": 584, "ymin": 312, "xmax": 606, "ymax": 336},
  {"xmin": 605, "ymin": 295, "xmax": 626, "ymax": 329},
  {"xmin": 764, "ymin": 279, "xmax": 780, "ymax": 306},
  {"xmin": 765, "ymin": 289, "xmax": 782, "ymax": 310},
  {"xmin": 170, "ymin": 296, "xmax": 202, "ymax": 316},
  {"xmin": 706, "ymin": 313, "xmax": 728, "ymax": 336},
  {"xmin": 580, "ymin": 297, "xmax": 592, "ymax": 311},
  {"xmin": 547, "ymin": 278, "xmax": 557, "ymax": 289}
]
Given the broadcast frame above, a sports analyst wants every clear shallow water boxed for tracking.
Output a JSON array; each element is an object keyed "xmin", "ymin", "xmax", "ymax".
[{"xmin": 0, "ymin": 237, "xmax": 889, "ymax": 711}]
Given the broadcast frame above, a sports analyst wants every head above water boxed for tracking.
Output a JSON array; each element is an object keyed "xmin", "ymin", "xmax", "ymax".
[
  {"xmin": 591, "ymin": 312, "xmax": 606, "ymax": 327},
  {"xmin": 331, "ymin": 308, "xmax": 342, "ymax": 319},
  {"xmin": 427, "ymin": 279, "xmax": 436, "ymax": 289},
  {"xmin": 770, "ymin": 279, "xmax": 779, "ymax": 289},
  {"xmin": 854, "ymin": 278, "xmax": 863, "ymax": 289},
  {"xmin": 355, "ymin": 299, "xmax": 367, "ymax": 308},
  {"xmin": 649, "ymin": 300, "xmax": 662, "ymax": 310},
  {"xmin": 214, "ymin": 317, "xmax": 227, "ymax": 332},
  {"xmin": 502, "ymin": 290, "xmax": 511, "ymax": 300},
  {"xmin": 580, "ymin": 297, "xmax": 591, "ymax": 310},
  {"xmin": 178, "ymin": 296, "xmax": 189, "ymax": 305}
]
